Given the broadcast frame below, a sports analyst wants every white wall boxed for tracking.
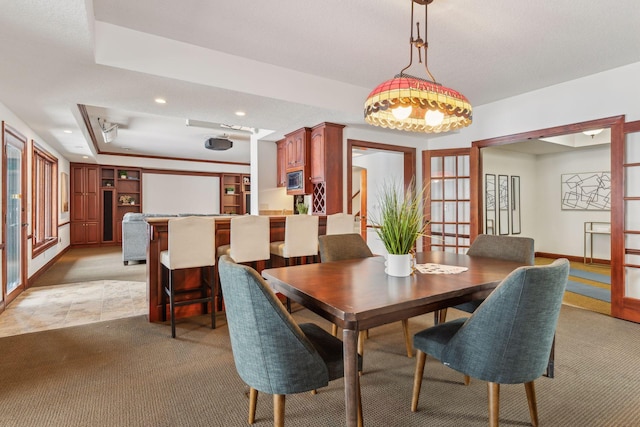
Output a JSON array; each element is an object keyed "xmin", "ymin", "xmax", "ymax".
[
  {"xmin": 535, "ymin": 146, "xmax": 611, "ymax": 259},
  {"xmin": 142, "ymin": 174, "xmax": 220, "ymax": 214},
  {"xmin": 353, "ymin": 150, "xmax": 405, "ymax": 255},
  {"xmin": 429, "ymin": 62, "xmax": 640, "ymax": 262},
  {"xmin": 256, "ymin": 140, "xmax": 291, "ymax": 213},
  {"xmin": 482, "ymin": 149, "xmax": 537, "ymax": 238}
]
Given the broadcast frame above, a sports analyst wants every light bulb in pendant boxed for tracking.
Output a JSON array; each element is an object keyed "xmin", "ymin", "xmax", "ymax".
[
  {"xmin": 425, "ymin": 109, "xmax": 445, "ymax": 127},
  {"xmin": 392, "ymin": 105, "xmax": 412, "ymax": 120}
]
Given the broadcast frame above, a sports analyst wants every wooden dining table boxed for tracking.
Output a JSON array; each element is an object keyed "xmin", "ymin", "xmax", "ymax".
[{"xmin": 261, "ymin": 250, "xmax": 526, "ymax": 427}]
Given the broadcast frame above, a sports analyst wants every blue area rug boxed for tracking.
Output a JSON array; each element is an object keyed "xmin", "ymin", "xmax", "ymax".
[
  {"xmin": 566, "ymin": 280, "xmax": 611, "ymax": 302},
  {"xmin": 568, "ymin": 268, "xmax": 611, "ymax": 285}
]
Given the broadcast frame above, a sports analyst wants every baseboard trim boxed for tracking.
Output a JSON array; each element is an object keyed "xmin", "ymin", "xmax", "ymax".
[
  {"xmin": 28, "ymin": 246, "xmax": 71, "ymax": 288},
  {"xmin": 535, "ymin": 251, "xmax": 611, "ymax": 266}
]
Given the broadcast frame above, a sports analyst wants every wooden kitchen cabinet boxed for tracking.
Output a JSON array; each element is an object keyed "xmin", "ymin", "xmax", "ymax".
[
  {"xmin": 284, "ymin": 127, "xmax": 310, "ymax": 170},
  {"xmin": 70, "ymin": 164, "xmax": 100, "ymax": 245},
  {"xmin": 276, "ymin": 139, "xmax": 286, "ymax": 187},
  {"xmin": 310, "ymin": 123, "xmax": 345, "ymax": 214}
]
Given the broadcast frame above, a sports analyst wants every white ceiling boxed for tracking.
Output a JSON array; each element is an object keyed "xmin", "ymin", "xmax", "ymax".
[{"xmin": 0, "ymin": 0, "xmax": 638, "ymax": 164}]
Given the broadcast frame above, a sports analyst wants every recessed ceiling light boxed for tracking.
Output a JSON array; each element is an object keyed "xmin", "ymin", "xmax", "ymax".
[
  {"xmin": 155, "ymin": 98, "xmax": 167, "ymax": 104},
  {"xmin": 63, "ymin": 130, "xmax": 72, "ymax": 134},
  {"xmin": 82, "ymin": 156, "xmax": 88, "ymax": 159},
  {"xmin": 235, "ymin": 111, "xmax": 246, "ymax": 116}
]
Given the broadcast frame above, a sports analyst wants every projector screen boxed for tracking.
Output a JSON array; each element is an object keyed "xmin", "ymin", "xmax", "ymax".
[{"xmin": 142, "ymin": 173, "xmax": 220, "ymax": 215}]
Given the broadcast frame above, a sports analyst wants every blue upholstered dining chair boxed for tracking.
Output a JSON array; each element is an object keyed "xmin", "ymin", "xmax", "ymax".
[
  {"xmin": 444, "ymin": 234, "xmax": 535, "ymax": 318},
  {"xmin": 411, "ymin": 258, "xmax": 569, "ymax": 427},
  {"xmin": 318, "ymin": 233, "xmax": 414, "ymax": 358},
  {"xmin": 217, "ymin": 255, "xmax": 362, "ymax": 427},
  {"xmin": 437, "ymin": 234, "xmax": 551, "ymax": 378}
]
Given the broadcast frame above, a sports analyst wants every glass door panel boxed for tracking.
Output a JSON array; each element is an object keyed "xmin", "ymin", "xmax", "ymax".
[
  {"xmin": 6, "ymin": 144, "xmax": 22, "ymax": 294},
  {"xmin": 424, "ymin": 149, "xmax": 471, "ymax": 253},
  {"xmin": 2, "ymin": 124, "xmax": 26, "ymax": 306}
]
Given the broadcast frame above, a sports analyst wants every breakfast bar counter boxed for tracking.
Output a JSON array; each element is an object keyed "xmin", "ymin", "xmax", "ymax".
[{"xmin": 144, "ymin": 215, "xmax": 327, "ymax": 322}]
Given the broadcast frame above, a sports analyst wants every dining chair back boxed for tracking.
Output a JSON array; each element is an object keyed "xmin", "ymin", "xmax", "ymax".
[
  {"xmin": 160, "ymin": 216, "xmax": 216, "ymax": 337},
  {"xmin": 270, "ymin": 215, "xmax": 319, "ymax": 259},
  {"xmin": 218, "ymin": 255, "xmax": 361, "ymax": 426},
  {"xmin": 411, "ymin": 258, "xmax": 569, "ymax": 426},
  {"xmin": 326, "ymin": 213, "xmax": 356, "ymax": 235},
  {"xmin": 229, "ymin": 215, "xmax": 271, "ymax": 263},
  {"xmin": 318, "ymin": 233, "xmax": 373, "ymax": 262}
]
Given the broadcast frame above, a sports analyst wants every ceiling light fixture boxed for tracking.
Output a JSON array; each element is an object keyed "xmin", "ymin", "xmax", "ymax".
[
  {"xmin": 582, "ymin": 129, "xmax": 604, "ymax": 138},
  {"xmin": 235, "ymin": 111, "xmax": 246, "ymax": 116},
  {"xmin": 155, "ymin": 98, "xmax": 167, "ymax": 104},
  {"xmin": 364, "ymin": 0, "xmax": 472, "ymax": 133},
  {"xmin": 97, "ymin": 117, "xmax": 118, "ymax": 143}
]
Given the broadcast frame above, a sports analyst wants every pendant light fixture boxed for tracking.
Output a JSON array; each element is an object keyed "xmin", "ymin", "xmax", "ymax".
[{"xmin": 364, "ymin": 0, "xmax": 472, "ymax": 133}]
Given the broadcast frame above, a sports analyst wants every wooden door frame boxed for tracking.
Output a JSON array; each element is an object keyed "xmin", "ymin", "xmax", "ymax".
[
  {"xmin": 346, "ymin": 140, "xmax": 416, "ymax": 237},
  {"xmin": 471, "ymin": 115, "xmax": 626, "ymax": 319},
  {"xmin": 1, "ymin": 122, "xmax": 28, "ymax": 309}
]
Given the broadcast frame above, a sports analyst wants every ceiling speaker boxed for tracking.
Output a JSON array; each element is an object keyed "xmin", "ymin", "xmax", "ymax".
[{"xmin": 205, "ymin": 137, "xmax": 233, "ymax": 151}]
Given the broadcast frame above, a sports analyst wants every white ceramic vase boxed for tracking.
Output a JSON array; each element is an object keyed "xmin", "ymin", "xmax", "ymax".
[{"xmin": 385, "ymin": 253, "xmax": 412, "ymax": 277}]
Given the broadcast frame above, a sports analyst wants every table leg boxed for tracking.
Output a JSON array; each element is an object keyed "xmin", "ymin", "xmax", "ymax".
[{"xmin": 343, "ymin": 328, "xmax": 360, "ymax": 427}]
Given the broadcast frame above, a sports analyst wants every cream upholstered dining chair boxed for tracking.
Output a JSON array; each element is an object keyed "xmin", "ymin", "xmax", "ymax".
[
  {"xmin": 269, "ymin": 214, "xmax": 319, "ymax": 265},
  {"xmin": 411, "ymin": 259, "xmax": 569, "ymax": 427},
  {"xmin": 326, "ymin": 212, "xmax": 356, "ymax": 235},
  {"xmin": 217, "ymin": 215, "xmax": 271, "ymax": 264},
  {"xmin": 318, "ymin": 233, "xmax": 414, "ymax": 358},
  {"xmin": 218, "ymin": 255, "xmax": 362, "ymax": 427},
  {"xmin": 216, "ymin": 215, "xmax": 271, "ymax": 310},
  {"xmin": 270, "ymin": 215, "xmax": 319, "ymax": 312},
  {"xmin": 160, "ymin": 216, "xmax": 216, "ymax": 338}
]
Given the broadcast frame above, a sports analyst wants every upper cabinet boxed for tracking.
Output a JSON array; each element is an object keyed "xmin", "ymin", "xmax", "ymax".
[
  {"xmin": 284, "ymin": 127, "xmax": 310, "ymax": 170},
  {"xmin": 309, "ymin": 123, "xmax": 345, "ymax": 214},
  {"xmin": 276, "ymin": 139, "xmax": 286, "ymax": 187},
  {"xmin": 310, "ymin": 122, "xmax": 345, "ymax": 184}
]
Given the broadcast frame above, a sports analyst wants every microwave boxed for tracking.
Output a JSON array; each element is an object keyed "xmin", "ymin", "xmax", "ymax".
[{"xmin": 287, "ymin": 170, "xmax": 304, "ymax": 191}]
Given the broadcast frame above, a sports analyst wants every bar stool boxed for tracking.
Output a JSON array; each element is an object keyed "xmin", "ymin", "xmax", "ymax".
[
  {"xmin": 216, "ymin": 215, "xmax": 271, "ymax": 309},
  {"xmin": 217, "ymin": 215, "xmax": 271, "ymax": 264},
  {"xmin": 326, "ymin": 212, "xmax": 356, "ymax": 235},
  {"xmin": 161, "ymin": 216, "xmax": 216, "ymax": 338},
  {"xmin": 270, "ymin": 215, "xmax": 319, "ymax": 311}
]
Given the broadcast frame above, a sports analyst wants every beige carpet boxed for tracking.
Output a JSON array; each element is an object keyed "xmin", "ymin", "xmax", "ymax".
[
  {"xmin": 31, "ymin": 246, "xmax": 146, "ymax": 287},
  {"xmin": 0, "ymin": 306, "xmax": 638, "ymax": 426}
]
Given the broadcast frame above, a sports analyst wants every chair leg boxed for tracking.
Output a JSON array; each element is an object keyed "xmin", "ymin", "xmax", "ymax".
[
  {"xmin": 160, "ymin": 265, "xmax": 167, "ymax": 322},
  {"xmin": 411, "ymin": 350, "xmax": 427, "ymax": 412},
  {"xmin": 331, "ymin": 324, "xmax": 338, "ymax": 337},
  {"xmin": 434, "ymin": 308, "xmax": 448, "ymax": 325},
  {"xmin": 463, "ymin": 375, "xmax": 471, "ymax": 385},
  {"xmin": 357, "ymin": 374, "xmax": 363, "ymax": 427},
  {"xmin": 525, "ymin": 381, "xmax": 539, "ymax": 427},
  {"xmin": 209, "ymin": 265, "xmax": 216, "ymax": 329},
  {"xmin": 169, "ymin": 270, "xmax": 176, "ymax": 338},
  {"xmin": 248, "ymin": 387, "xmax": 258, "ymax": 425},
  {"xmin": 546, "ymin": 335, "xmax": 555, "ymax": 378},
  {"xmin": 488, "ymin": 382, "xmax": 500, "ymax": 427},
  {"xmin": 273, "ymin": 394, "xmax": 285, "ymax": 427},
  {"xmin": 358, "ymin": 330, "xmax": 366, "ymax": 356},
  {"xmin": 401, "ymin": 319, "xmax": 413, "ymax": 358}
]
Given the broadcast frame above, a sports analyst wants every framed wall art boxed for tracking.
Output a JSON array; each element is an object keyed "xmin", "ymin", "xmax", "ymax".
[{"xmin": 561, "ymin": 171, "xmax": 611, "ymax": 210}]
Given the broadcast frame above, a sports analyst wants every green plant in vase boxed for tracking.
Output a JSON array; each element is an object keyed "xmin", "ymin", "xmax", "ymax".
[
  {"xmin": 370, "ymin": 179, "xmax": 427, "ymax": 276},
  {"xmin": 296, "ymin": 202, "xmax": 309, "ymax": 214}
]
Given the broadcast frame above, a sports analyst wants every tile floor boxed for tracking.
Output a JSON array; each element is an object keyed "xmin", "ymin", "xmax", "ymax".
[{"xmin": 0, "ymin": 280, "xmax": 146, "ymax": 338}]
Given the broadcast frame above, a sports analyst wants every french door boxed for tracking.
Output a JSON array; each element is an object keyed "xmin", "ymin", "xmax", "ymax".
[
  {"xmin": 2, "ymin": 123, "xmax": 27, "ymax": 308},
  {"xmin": 612, "ymin": 119, "xmax": 640, "ymax": 322},
  {"xmin": 422, "ymin": 148, "xmax": 474, "ymax": 253}
]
